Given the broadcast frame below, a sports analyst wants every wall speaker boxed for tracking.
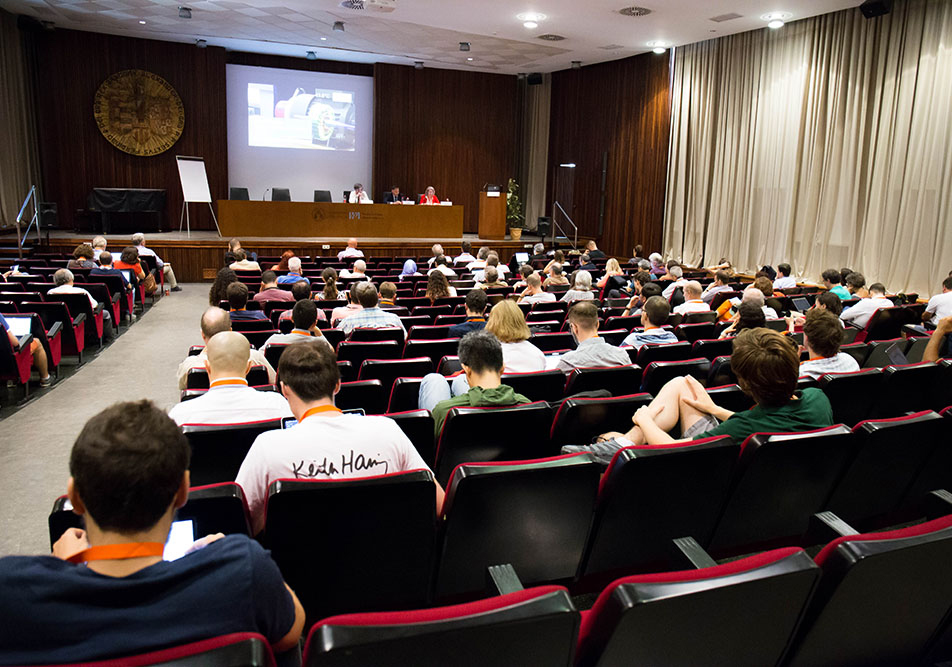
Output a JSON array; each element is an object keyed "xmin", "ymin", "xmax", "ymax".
[
  {"xmin": 860, "ymin": 0, "xmax": 891, "ymax": 18},
  {"xmin": 527, "ymin": 73, "xmax": 543, "ymax": 86},
  {"xmin": 537, "ymin": 216, "xmax": 551, "ymax": 237}
]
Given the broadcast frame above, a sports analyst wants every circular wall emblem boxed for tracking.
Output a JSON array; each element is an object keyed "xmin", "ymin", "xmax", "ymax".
[{"xmin": 93, "ymin": 70, "xmax": 185, "ymax": 156}]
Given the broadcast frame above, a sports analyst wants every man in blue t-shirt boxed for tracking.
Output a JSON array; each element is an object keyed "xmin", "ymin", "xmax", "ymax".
[{"xmin": 0, "ymin": 400, "xmax": 304, "ymax": 664}]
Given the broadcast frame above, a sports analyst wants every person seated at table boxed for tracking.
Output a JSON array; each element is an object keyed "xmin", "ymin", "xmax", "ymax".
[
  {"xmin": 420, "ymin": 186, "xmax": 440, "ymax": 205},
  {"xmin": 348, "ymin": 183, "xmax": 372, "ymax": 204},
  {"xmin": 67, "ymin": 244, "xmax": 97, "ymax": 270},
  {"xmin": 383, "ymin": 185, "xmax": 402, "ymax": 204},
  {"xmin": 229, "ymin": 250, "xmax": 261, "ymax": 272},
  {"xmin": 227, "ymin": 282, "xmax": 268, "ymax": 321}
]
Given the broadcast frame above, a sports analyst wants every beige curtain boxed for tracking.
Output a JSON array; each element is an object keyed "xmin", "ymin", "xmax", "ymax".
[
  {"xmin": 0, "ymin": 9, "xmax": 41, "ymax": 230},
  {"xmin": 523, "ymin": 74, "xmax": 551, "ymax": 232},
  {"xmin": 664, "ymin": 0, "xmax": 952, "ymax": 297}
]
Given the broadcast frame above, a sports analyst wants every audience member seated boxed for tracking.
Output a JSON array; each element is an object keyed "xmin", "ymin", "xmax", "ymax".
[
  {"xmin": 319, "ymin": 268, "xmax": 339, "ymax": 301},
  {"xmin": 840, "ymin": 282, "xmax": 891, "ymax": 328},
  {"xmin": 924, "ymin": 276, "xmax": 952, "ymax": 326},
  {"xmin": 378, "ymin": 281, "xmax": 397, "ymax": 307},
  {"xmin": 253, "ymin": 271, "xmax": 295, "ymax": 304},
  {"xmin": 337, "ymin": 237, "xmax": 364, "ymax": 260},
  {"xmin": 0, "ymin": 312, "xmax": 51, "ymax": 387},
  {"xmin": 673, "ymin": 281, "xmax": 711, "ymax": 315},
  {"xmin": 511, "ymin": 264, "xmax": 534, "ymax": 291},
  {"xmin": 543, "ymin": 250, "xmax": 565, "ymax": 276},
  {"xmin": 208, "ymin": 268, "xmax": 237, "ymax": 307},
  {"xmin": 476, "ymin": 266, "xmax": 508, "ymax": 289},
  {"xmin": 399, "ymin": 260, "xmax": 421, "ymax": 279},
  {"xmin": 659, "ymin": 260, "xmax": 682, "ymax": 281},
  {"xmin": 555, "ymin": 302, "xmax": 631, "ymax": 374},
  {"xmin": 487, "ymin": 252, "xmax": 509, "ymax": 276},
  {"xmin": 648, "ymin": 252, "xmax": 665, "ymax": 276},
  {"xmin": 132, "ymin": 233, "xmax": 180, "ymax": 291},
  {"xmin": 449, "ymin": 290, "xmax": 488, "ymax": 337},
  {"xmin": 425, "ymin": 271, "xmax": 457, "ymax": 303},
  {"xmin": 621, "ymin": 296, "xmax": 679, "ymax": 349},
  {"xmin": 530, "ymin": 242, "xmax": 548, "ymax": 263},
  {"xmin": 822, "ymin": 268, "xmax": 851, "ymax": 299},
  {"xmin": 91, "ymin": 235, "xmax": 107, "ymax": 261},
  {"xmin": 466, "ymin": 246, "xmax": 491, "ymax": 271},
  {"xmin": 786, "ymin": 291, "xmax": 844, "ymax": 330},
  {"xmin": 340, "ymin": 259, "xmax": 370, "ymax": 281},
  {"xmin": 578, "ymin": 253, "xmax": 597, "ymax": 271},
  {"xmin": 798, "ymin": 308, "xmax": 860, "ymax": 379},
  {"xmin": 428, "ymin": 255, "xmax": 457, "ymax": 278},
  {"xmin": 486, "ymin": 299, "xmax": 546, "ymax": 372},
  {"xmin": 169, "ymin": 332, "xmax": 292, "ymax": 425},
  {"xmin": 336, "ymin": 282, "xmax": 405, "ymax": 334},
  {"xmin": 597, "ymin": 259, "xmax": 628, "ymax": 297},
  {"xmin": 923, "ymin": 316, "xmax": 952, "ymax": 362},
  {"xmin": 564, "ymin": 328, "xmax": 833, "ymax": 463},
  {"xmin": 228, "ymin": 238, "xmax": 257, "ymax": 263},
  {"xmin": 114, "ymin": 247, "xmax": 147, "ymax": 286},
  {"xmin": 419, "ymin": 330, "xmax": 531, "ymax": 436},
  {"xmin": 519, "ymin": 273, "xmax": 556, "ymax": 304},
  {"xmin": 753, "ymin": 275, "xmax": 782, "ymax": 302},
  {"xmin": 561, "ymin": 270, "xmax": 596, "ymax": 302},
  {"xmin": 270, "ymin": 250, "xmax": 294, "ymax": 272},
  {"xmin": 228, "ymin": 250, "xmax": 261, "ymax": 272},
  {"xmin": 67, "ymin": 243, "xmax": 97, "ymax": 270},
  {"xmin": 585, "ymin": 239, "xmax": 606, "ymax": 260},
  {"xmin": 454, "ymin": 240, "xmax": 476, "ymax": 265},
  {"xmin": 719, "ymin": 301, "xmax": 767, "ymax": 339},
  {"xmin": 236, "ymin": 341, "xmax": 443, "ymax": 535},
  {"xmin": 265, "ymin": 300, "xmax": 329, "ymax": 349},
  {"xmin": 740, "ymin": 285, "xmax": 778, "ymax": 319},
  {"xmin": 629, "ymin": 244, "xmax": 645, "ymax": 265},
  {"xmin": 330, "ymin": 289, "xmax": 363, "ymax": 326},
  {"xmin": 425, "ymin": 244, "xmax": 444, "ymax": 267},
  {"xmin": 91, "ymin": 251, "xmax": 131, "ymax": 292},
  {"xmin": 0, "ymin": 400, "xmax": 304, "ymax": 662},
  {"xmin": 543, "ymin": 263, "xmax": 569, "ymax": 287},
  {"xmin": 661, "ymin": 265, "xmax": 687, "ymax": 300},
  {"xmin": 277, "ymin": 257, "xmax": 308, "ymax": 285},
  {"xmin": 278, "ymin": 281, "xmax": 327, "ymax": 328},
  {"xmin": 227, "ymin": 282, "xmax": 268, "ymax": 321},
  {"xmin": 702, "ymin": 270, "xmax": 732, "ymax": 304},
  {"xmin": 773, "ymin": 263, "xmax": 797, "ymax": 290},
  {"xmin": 621, "ymin": 272, "xmax": 657, "ymax": 316},
  {"xmin": 844, "ymin": 271, "xmax": 869, "ymax": 298},
  {"xmin": 50, "ymin": 269, "xmax": 114, "ymax": 340},
  {"xmin": 176, "ymin": 308, "xmax": 276, "ymax": 389}
]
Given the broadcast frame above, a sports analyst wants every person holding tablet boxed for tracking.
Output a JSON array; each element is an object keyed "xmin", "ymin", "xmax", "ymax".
[{"xmin": 419, "ymin": 186, "xmax": 440, "ymax": 205}]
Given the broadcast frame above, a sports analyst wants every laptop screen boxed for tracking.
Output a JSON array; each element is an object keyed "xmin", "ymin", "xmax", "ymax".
[
  {"xmin": 120, "ymin": 269, "xmax": 133, "ymax": 283},
  {"xmin": 885, "ymin": 342, "xmax": 909, "ymax": 367},
  {"xmin": 792, "ymin": 297, "xmax": 811, "ymax": 312},
  {"xmin": 515, "ymin": 252, "xmax": 530, "ymax": 264},
  {"xmin": 4, "ymin": 315, "xmax": 32, "ymax": 338}
]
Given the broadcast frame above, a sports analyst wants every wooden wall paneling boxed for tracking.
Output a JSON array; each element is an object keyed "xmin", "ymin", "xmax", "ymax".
[
  {"xmin": 30, "ymin": 29, "xmax": 227, "ymax": 233},
  {"xmin": 372, "ymin": 63, "xmax": 520, "ymax": 235},
  {"xmin": 547, "ymin": 53, "xmax": 671, "ymax": 259}
]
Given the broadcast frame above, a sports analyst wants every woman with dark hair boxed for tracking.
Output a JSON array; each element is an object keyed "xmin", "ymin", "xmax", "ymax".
[
  {"xmin": 114, "ymin": 246, "xmax": 146, "ymax": 283},
  {"xmin": 719, "ymin": 301, "xmax": 767, "ymax": 339},
  {"xmin": 319, "ymin": 267, "xmax": 339, "ymax": 301},
  {"xmin": 67, "ymin": 244, "xmax": 97, "ymax": 270},
  {"xmin": 425, "ymin": 271, "xmax": 455, "ymax": 304},
  {"xmin": 271, "ymin": 251, "xmax": 295, "ymax": 272},
  {"xmin": 208, "ymin": 268, "xmax": 238, "ymax": 307}
]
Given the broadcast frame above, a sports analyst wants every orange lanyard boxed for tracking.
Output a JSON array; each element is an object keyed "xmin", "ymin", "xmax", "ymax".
[
  {"xmin": 68, "ymin": 542, "xmax": 164, "ymax": 564},
  {"xmin": 210, "ymin": 378, "xmax": 248, "ymax": 388},
  {"xmin": 301, "ymin": 405, "xmax": 343, "ymax": 421},
  {"xmin": 468, "ymin": 318, "xmax": 486, "ymax": 323},
  {"xmin": 290, "ymin": 329, "xmax": 312, "ymax": 336}
]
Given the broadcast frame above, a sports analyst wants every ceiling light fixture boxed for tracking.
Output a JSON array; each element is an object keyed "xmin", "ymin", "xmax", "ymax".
[
  {"xmin": 178, "ymin": 6, "xmax": 191, "ymax": 19},
  {"xmin": 195, "ymin": 38, "xmax": 206, "ymax": 48},
  {"xmin": 653, "ymin": 46, "xmax": 666, "ymax": 53},
  {"xmin": 332, "ymin": 21, "xmax": 345, "ymax": 32},
  {"xmin": 467, "ymin": 57, "xmax": 474, "ymax": 61},
  {"xmin": 517, "ymin": 12, "xmax": 546, "ymax": 22},
  {"xmin": 320, "ymin": 36, "xmax": 327, "ymax": 40},
  {"xmin": 414, "ymin": 61, "xmax": 424, "ymax": 70},
  {"xmin": 306, "ymin": 51, "xmax": 317, "ymax": 60},
  {"xmin": 647, "ymin": 40, "xmax": 667, "ymax": 53},
  {"xmin": 138, "ymin": 19, "xmax": 146, "ymax": 24},
  {"xmin": 571, "ymin": 60, "xmax": 581, "ymax": 70},
  {"xmin": 523, "ymin": 21, "xmax": 538, "ymax": 29},
  {"xmin": 761, "ymin": 12, "xmax": 791, "ymax": 28}
]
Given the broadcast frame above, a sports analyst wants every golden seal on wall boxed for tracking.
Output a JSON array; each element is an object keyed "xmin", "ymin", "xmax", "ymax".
[{"xmin": 93, "ymin": 70, "xmax": 185, "ymax": 156}]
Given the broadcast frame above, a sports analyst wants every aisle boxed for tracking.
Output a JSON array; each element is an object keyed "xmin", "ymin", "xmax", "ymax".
[{"xmin": 0, "ymin": 285, "xmax": 209, "ymax": 556}]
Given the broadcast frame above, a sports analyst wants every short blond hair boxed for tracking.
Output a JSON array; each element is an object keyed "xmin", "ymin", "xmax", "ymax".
[{"xmin": 486, "ymin": 299, "xmax": 530, "ymax": 343}]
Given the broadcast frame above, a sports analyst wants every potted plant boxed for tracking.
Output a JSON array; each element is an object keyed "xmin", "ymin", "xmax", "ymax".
[{"xmin": 506, "ymin": 177, "xmax": 525, "ymax": 240}]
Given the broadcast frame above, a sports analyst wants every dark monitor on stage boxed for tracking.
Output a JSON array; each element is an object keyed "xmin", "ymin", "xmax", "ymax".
[
  {"xmin": 484, "ymin": 184, "xmax": 502, "ymax": 192},
  {"xmin": 229, "ymin": 187, "xmax": 250, "ymax": 201},
  {"xmin": 314, "ymin": 190, "xmax": 332, "ymax": 203},
  {"xmin": 272, "ymin": 188, "xmax": 291, "ymax": 202}
]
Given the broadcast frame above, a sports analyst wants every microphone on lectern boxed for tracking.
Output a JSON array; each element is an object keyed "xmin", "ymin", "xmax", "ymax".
[{"xmin": 263, "ymin": 188, "xmax": 271, "ymax": 201}]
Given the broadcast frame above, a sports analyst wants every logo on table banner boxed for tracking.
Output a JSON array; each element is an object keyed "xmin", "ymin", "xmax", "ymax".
[{"xmin": 348, "ymin": 211, "xmax": 361, "ymax": 220}]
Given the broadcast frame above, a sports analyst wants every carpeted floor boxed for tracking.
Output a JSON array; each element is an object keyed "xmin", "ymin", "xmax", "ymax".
[{"xmin": 0, "ymin": 285, "xmax": 209, "ymax": 556}]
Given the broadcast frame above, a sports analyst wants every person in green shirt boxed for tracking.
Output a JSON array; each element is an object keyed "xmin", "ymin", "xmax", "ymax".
[
  {"xmin": 822, "ymin": 268, "xmax": 852, "ymax": 300},
  {"xmin": 418, "ymin": 330, "xmax": 531, "ymax": 437},
  {"xmin": 562, "ymin": 328, "xmax": 833, "ymax": 463}
]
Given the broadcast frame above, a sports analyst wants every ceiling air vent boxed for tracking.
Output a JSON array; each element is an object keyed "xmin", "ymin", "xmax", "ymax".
[
  {"xmin": 709, "ymin": 12, "xmax": 743, "ymax": 22},
  {"xmin": 599, "ymin": 44, "xmax": 625, "ymax": 50},
  {"xmin": 619, "ymin": 6, "xmax": 652, "ymax": 17},
  {"xmin": 538, "ymin": 33, "xmax": 566, "ymax": 41},
  {"xmin": 339, "ymin": 0, "xmax": 396, "ymax": 12}
]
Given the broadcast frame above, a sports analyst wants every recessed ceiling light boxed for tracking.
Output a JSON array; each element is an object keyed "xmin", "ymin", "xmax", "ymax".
[
  {"xmin": 138, "ymin": 19, "xmax": 146, "ymax": 24},
  {"xmin": 652, "ymin": 46, "xmax": 666, "ymax": 54},
  {"xmin": 517, "ymin": 12, "xmax": 546, "ymax": 22},
  {"xmin": 320, "ymin": 36, "xmax": 327, "ymax": 40},
  {"xmin": 414, "ymin": 61, "xmax": 424, "ymax": 70},
  {"xmin": 571, "ymin": 61, "xmax": 581, "ymax": 70},
  {"xmin": 768, "ymin": 19, "xmax": 784, "ymax": 28},
  {"xmin": 761, "ymin": 11, "xmax": 791, "ymax": 28},
  {"xmin": 467, "ymin": 57, "xmax": 474, "ymax": 61},
  {"xmin": 523, "ymin": 21, "xmax": 538, "ymax": 29}
]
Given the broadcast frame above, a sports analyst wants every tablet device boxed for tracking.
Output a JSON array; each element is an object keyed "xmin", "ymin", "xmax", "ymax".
[
  {"xmin": 163, "ymin": 519, "xmax": 196, "ymax": 561},
  {"xmin": 4, "ymin": 315, "xmax": 32, "ymax": 338},
  {"xmin": 792, "ymin": 297, "xmax": 811, "ymax": 312},
  {"xmin": 282, "ymin": 417, "xmax": 298, "ymax": 429},
  {"xmin": 885, "ymin": 342, "xmax": 909, "ymax": 367}
]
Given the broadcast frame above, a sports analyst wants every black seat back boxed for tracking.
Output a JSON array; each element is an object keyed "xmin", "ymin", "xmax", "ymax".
[
  {"xmin": 181, "ymin": 419, "xmax": 283, "ymax": 486},
  {"xmin": 501, "ymin": 369, "xmax": 567, "ymax": 402},
  {"xmin": 640, "ymin": 358, "xmax": 710, "ymax": 394},
  {"xmin": 337, "ymin": 340, "xmax": 401, "ymax": 368},
  {"xmin": 549, "ymin": 394, "xmax": 652, "ymax": 448},
  {"xmin": 872, "ymin": 362, "xmax": 942, "ymax": 418},
  {"xmin": 265, "ymin": 472, "xmax": 436, "ymax": 626},
  {"xmin": 435, "ymin": 454, "xmax": 601, "ymax": 599},
  {"xmin": 403, "ymin": 338, "xmax": 460, "ymax": 365},
  {"xmin": 563, "ymin": 365, "xmax": 643, "ymax": 397},
  {"xmin": 635, "ymin": 341, "xmax": 692, "ymax": 366},
  {"xmin": 818, "ymin": 369, "xmax": 883, "ymax": 426},
  {"xmin": 336, "ymin": 379, "xmax": 387, "ymax": 415},
  {"xmin": 386, "ymin": 409, "xmax": 436, "ymax": 468},
  {"xmin": 358, "ymin": 357, "xmax": 433, "ymax": 395}
]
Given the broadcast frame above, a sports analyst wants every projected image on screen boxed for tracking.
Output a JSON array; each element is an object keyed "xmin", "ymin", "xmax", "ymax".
[{"xmin": 248, "ymin": 83, "xmax": 356, "ymax": 151}]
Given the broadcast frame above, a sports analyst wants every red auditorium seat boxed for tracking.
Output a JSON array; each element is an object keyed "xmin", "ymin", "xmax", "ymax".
[
  {"xmin": 53, "ymin": 292, "xmax": 105, "ymax": 348},
  {"xmin": 336, "ymin": 340, "xmax": 401, "ymax": 367},
  {"xmin": 180, "ymin": 419, "xmax": 283, "ymax": 486},
  {"xmin": 634, "ymin": 340, "xmax": 692, "ymax": 367},
  {"xmin": 402, "ymin": 338, "xmax": 459, "ymax": 365},
  {"xmin": 22, "ymin": 301, "xmax": 85, "ymax": 363},
  {"xmin": 303, "ymin": 586, "xmax": 578, "ymax": 667},
  {"xmin": 576, "ymin": 548, "xmax": 819, "ymax": 667},
  {"xmin": 433, "ymin": 454, "xmax": 601, "ymax": 600},
  {"xmin": 264, "ymin": 471, "xmax": 437, "ymax": 627},
  {"xmin": 0, "ymin": 323, "xmax": 35, "ymax": 399},
  {"xmin": 786, "ymin": 514, "xmax": 952, "ymax": 666},
  {"xmin": 387, "ymin": 376, "xmax": 422, "ymax": 413},
  {"xmin": 872, "ymin": 362, "xmax": 942, "ymax": 418},
  {"xmin": 579, "ymin": 436, "xmax": 740, "ymax": 581},
  {"xmin": 385, "ymin": 409, "xmax": 436, "ymax": 467},
  {"xmin": 691, "ymin": 337, "xmax": 733, "ymax": 361},
  {"xmin": 900, "ymin": 404, "xmax": 952, "ymax": 506}
]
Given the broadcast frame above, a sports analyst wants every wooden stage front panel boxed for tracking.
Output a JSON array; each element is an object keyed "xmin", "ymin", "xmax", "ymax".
[{"xmin": 217, "ymin": 201, "xmax": 463, "ymax": 239}]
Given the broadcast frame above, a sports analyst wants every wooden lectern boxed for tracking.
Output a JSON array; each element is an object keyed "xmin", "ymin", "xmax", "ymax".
[{"xmin": 478, "ymin": 191, "xmax": 507, "ymax": 240}]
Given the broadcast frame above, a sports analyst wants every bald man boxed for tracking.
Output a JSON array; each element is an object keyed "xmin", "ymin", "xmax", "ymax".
[
  {"xmin": 168, "ymin": 331, "xmax": 292, "ymax": 425},
  {"xmin": 175, "ymin": 307, "xmax": 276, "ymax": 390},
  {"xmin": 673, "ymin": 280, "xmax": 711, "ymax": 315},
  {"xmin": 337, "ymin": 238, "xmax": 364, "ymax": 260}
]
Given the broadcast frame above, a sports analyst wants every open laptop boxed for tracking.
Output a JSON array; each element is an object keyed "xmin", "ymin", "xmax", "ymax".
[
  {"xmin": 514, "ymin": 252, "xmax": 530, "ymax": 265},
  {"xmin": 792, "ymin": 297, "xmax": 812, "ymax": 313},
  {"xmin": 119, "ymin": 269, "xmax": 133, "ymax": 284},
  {"xmin": 885, "ymin": 341, "xmax": 909, "ymax": 366},
  {"xmin": 3, "ymin": 315, "xmax": 32, "ymax": 338}
]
